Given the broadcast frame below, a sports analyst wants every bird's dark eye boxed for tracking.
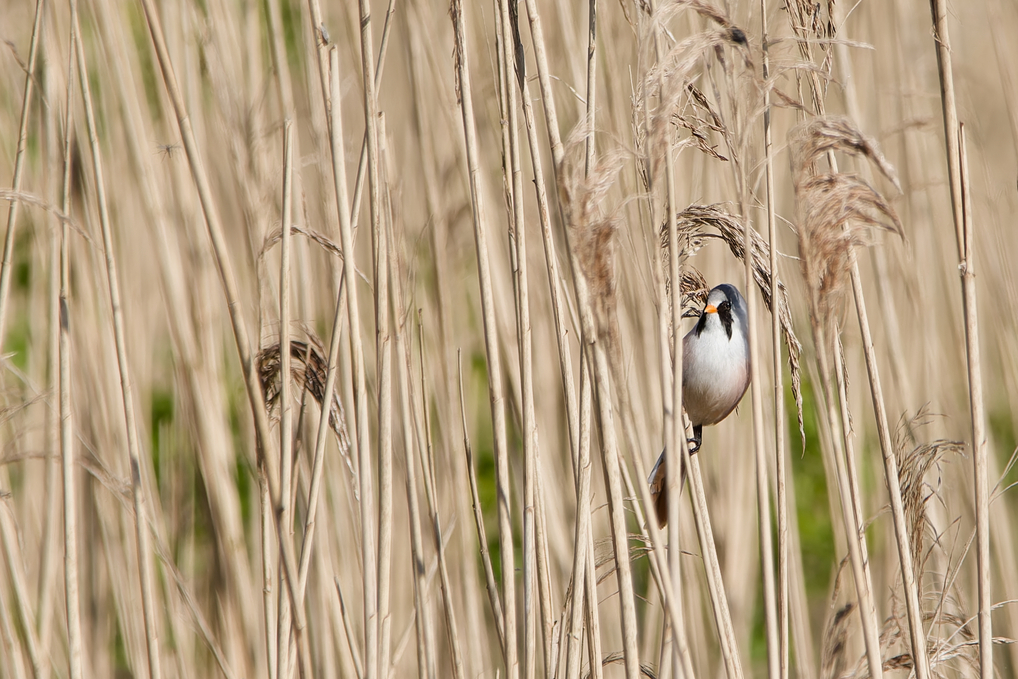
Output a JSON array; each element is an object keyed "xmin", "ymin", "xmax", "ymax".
[{"xmin": 718, "ymin": 300, "xmax": 731, "ymax": 314}]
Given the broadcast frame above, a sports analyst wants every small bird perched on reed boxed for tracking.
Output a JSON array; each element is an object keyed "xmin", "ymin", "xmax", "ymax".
[{"xmin": 649, "ymin": 283, "xmax": 751, "ymax": 527}]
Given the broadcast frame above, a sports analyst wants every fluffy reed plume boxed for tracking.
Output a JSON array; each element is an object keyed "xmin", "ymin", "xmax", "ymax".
[
  {"xmin": 894, "ymin": 409, "xmax": 963, "ymax": 583},
  {"xmin": 659, "ymin": 203, "xmax": 805, "ymax": 443},
  {"xmin": 635, "ymin": 3, "xmax": 750, "ymax": 183},
  {"xmin": 559, "ymin": 131, "xmax": 626, "ymax": 340},
  {"xmin": 790, "ymin": 117, "xmax": 902, "ymax": 327},
  {"xmin": 833, "ymin": 411, "xmax": 998, "ymax": 679}
]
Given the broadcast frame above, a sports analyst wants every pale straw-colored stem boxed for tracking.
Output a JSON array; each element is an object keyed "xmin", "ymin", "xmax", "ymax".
[
  {"xmin": 760, "ymin": 3, "xmax": 790, "ymax": 676},
  {"xmin": 389, "ymin": 235, "xmax": 437, "ymax": 679},
  {"xmin": 261, "ymin": 470, "xmax": 277, "ymax": 679},
  {"xmin": 38, "ymin": 48, "xmax": 62, "ymax": 675},
  {"xmin": 459, "ymin": 354, "xmax": 506, "ymax": 656},
  {"xmin": 812, "ymin": 319, "xmax": 883, "ymax": 679},
  {"xmin": 323, "ymin": 37, "xmax": 376, "ymax": 679},
  {"xmin": 0, "ymin": 500, "xmax": 43, "ymax": 676},
  {"xmin": 375, "ymin": 114, "xmax": 394, "ymax": 675},
  {"xmin": 355, "ymin": 1, "xmax": 387, "ymax": 673},
  {"xmin": 305, "ymin": 0, "xmax": 395, "ymax": 243},
  {"xmin": 416, "ymin": 332, "xmax": 465, "ymax": 679},
  {"xmin": 295, "ymin": 47, "xmax": 349, "ymax": 608},
  {"xmin": 0, "ymin": 0, "xmax": 44, "ymax": 345},
  {"xmin": 134, "ymin": 2, "xmax": 311, "ymax": 674},
  {"xmin": 449, "ymin": 3, "xmax": 518, "ymax": 676},
  {"xmin": 0, "ymin": 570, "xmax": 27, "ymax": 679},
  {"xmin": 847, "ymin": 247, "xmax": 931, "ymax": 677},
  {"xmin": 515, "ymin": 2, "xmax": 600, "ymax": 675},
  {"xmin": 494, "ymin": 0, "xmax": 540, "ymax": 675},
  {"xmin": 737, "ymin": 79, "xmax": 780, "ymax": 679},
  {"xmin": 58, "ymin": 22, "xmax": 83, "ymax": 679},
  {"xmin": 75, "ymin": 4, "xmax": 176, "ymax": 674},
  {"xmin": 682, "ymin": 446, "xmax": 745, "ymax": 679},
  {"xmin": 929, "ymin": 1, "xmax": 991, "ymax": 670},
  {"xmin": 958, "ymin": 123, "xmax": 991, "ymax": 679},
  {"xmin": 335, "ymin": 579, "xmax": 365, "ymax": 679},
  {"xmin": 276, "ymin": 120, "xmax": 295, "ymax": 679}
]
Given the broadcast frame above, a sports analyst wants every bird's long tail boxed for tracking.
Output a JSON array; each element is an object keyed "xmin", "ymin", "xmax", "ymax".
[{"xmin": 648, "ymin": 449, "xmax": 689, "ymax": 529}]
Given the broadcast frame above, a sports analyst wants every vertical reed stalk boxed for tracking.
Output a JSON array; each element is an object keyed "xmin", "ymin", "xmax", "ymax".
[
  {"xmin": 494, "ymin": 1, "xmax": 538, "ymax": 675},
  {"xmin": 389, "ymin": 235, "xmax": 436, "ymax": 679},
  {"xmin": 350, "ymin": 4, "xmax": 394, "ymax": 675},
  {"xmin": 73, "ymin": 6, "xmax": 164, "ymax": 672},
  {"xmin": 0, "ymin": 576, "xmax": 26, "ymax": 679},
  {"xmin": 760, "ymin": 3, "xmax": 790, "ymax": 676},
  {"xmin": 38, "ymin": 39, "xmax": 62, "ymax": 674},
  {"xmin": 449, "ymin": 3, "xmax": 518, "ymax": 676},
  {"xmin": 682, "ymin": 451, "xmax": 745, "ymax": 679},
  {"xmin": 929, "ymin": 1, "xmax": 991, "ymax": 671},
  {"xmin": 958, "ymin": 123, "xmax": 991, "ymax": 679},
  {"xmin": 323, "ymin": 40, "xmax": 374, "ymax": 679},
  {"xmin": 261, "ymin": 471, "xmax": 277, "ymax": 679},
  {"xmin": 375, "ymin": 114, "xmax": 394, "ymax": 676},
  {"xmin": 460, "ymin": 354, "xmax": 506, "ymax": 655},
  {"xmin": 0, "ymin": 0, "xmax": 44, "ymax": 345},
  {"xmin": 135, "ymin": 2, "xmax": 311, "ymax": 674},
  {"xmin": 276, "ymin": 120, "xmax": 295, "ymax": 679},
  {"xmin": 514, "ymin": 2, "xmax": 601, "ymax": 675},
  {"xmin": 59, "ymin": 21, "xmax": 83, "ymax": 679},
  {"xmin": 416, "ymin": 330, "xmax": 465, "ymax": 679},
  {"xmin": 295, "ymin": 48, "xmax": 349, "ymax": 606},
  {"xmin": 0, "ymin": 501, "xmax": 43, "ymax": 675},
  {"xmin": 810, "ymin": 319, "xmax": 883, "ymax": 679}
]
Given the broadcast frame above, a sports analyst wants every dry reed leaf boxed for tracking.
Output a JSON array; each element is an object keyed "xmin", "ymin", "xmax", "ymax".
[
  {"xmin": 257, "ymin": 335, "xmax": 354, "ymax": 480},
  {"xmin": 587, "ymin": 651, "xmax": 659, "ymax": 679},
  {"xmin": 660, "ymin": 204, "xmax": 806, "ymax": 448},
  {"xmin": 259, "ymin": 224, "xmax": 344, "ymax": 260},
  {"xmin": 672, "ymin": 84, "xmax": 730, "ymax": 161},
  {"xmin": 0, "ymin": 189, "xmax": 95, "ymax": 245}
]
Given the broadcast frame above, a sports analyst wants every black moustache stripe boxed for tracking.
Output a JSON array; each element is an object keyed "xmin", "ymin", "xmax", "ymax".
[
  {"xmin": 695, "ymin": 301, "xmax": 735, "ymax": 340},
  {"xmin": 719, "ymin": 303, "xmax": 733, "ymax": 339}
]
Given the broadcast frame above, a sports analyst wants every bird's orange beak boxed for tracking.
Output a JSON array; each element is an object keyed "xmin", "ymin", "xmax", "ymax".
[{"xmin": 704, "ymin": 304, "xmax": 717, "ymax": 314}]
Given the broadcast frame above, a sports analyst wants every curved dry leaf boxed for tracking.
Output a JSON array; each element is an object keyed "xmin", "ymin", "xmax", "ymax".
[{"xmin": 257, "ymin": 335, "xmax": 356, "ymax": 491}]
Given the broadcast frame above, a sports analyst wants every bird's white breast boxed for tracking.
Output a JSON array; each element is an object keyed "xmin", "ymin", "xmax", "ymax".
[{"xmin": 682, "ymin": 321, "xmax": 750, "ymax": 426}]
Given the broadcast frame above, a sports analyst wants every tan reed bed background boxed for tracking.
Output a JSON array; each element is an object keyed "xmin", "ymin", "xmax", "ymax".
[{"xmin": 1, "ymin": 0, "xmax": 1018, "ymax": 678}]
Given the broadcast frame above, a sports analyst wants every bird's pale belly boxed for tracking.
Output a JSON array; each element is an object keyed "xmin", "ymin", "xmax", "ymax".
[{"xmin": 682, "ymin": 344, "xmax": 750, "ymax": 426}]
